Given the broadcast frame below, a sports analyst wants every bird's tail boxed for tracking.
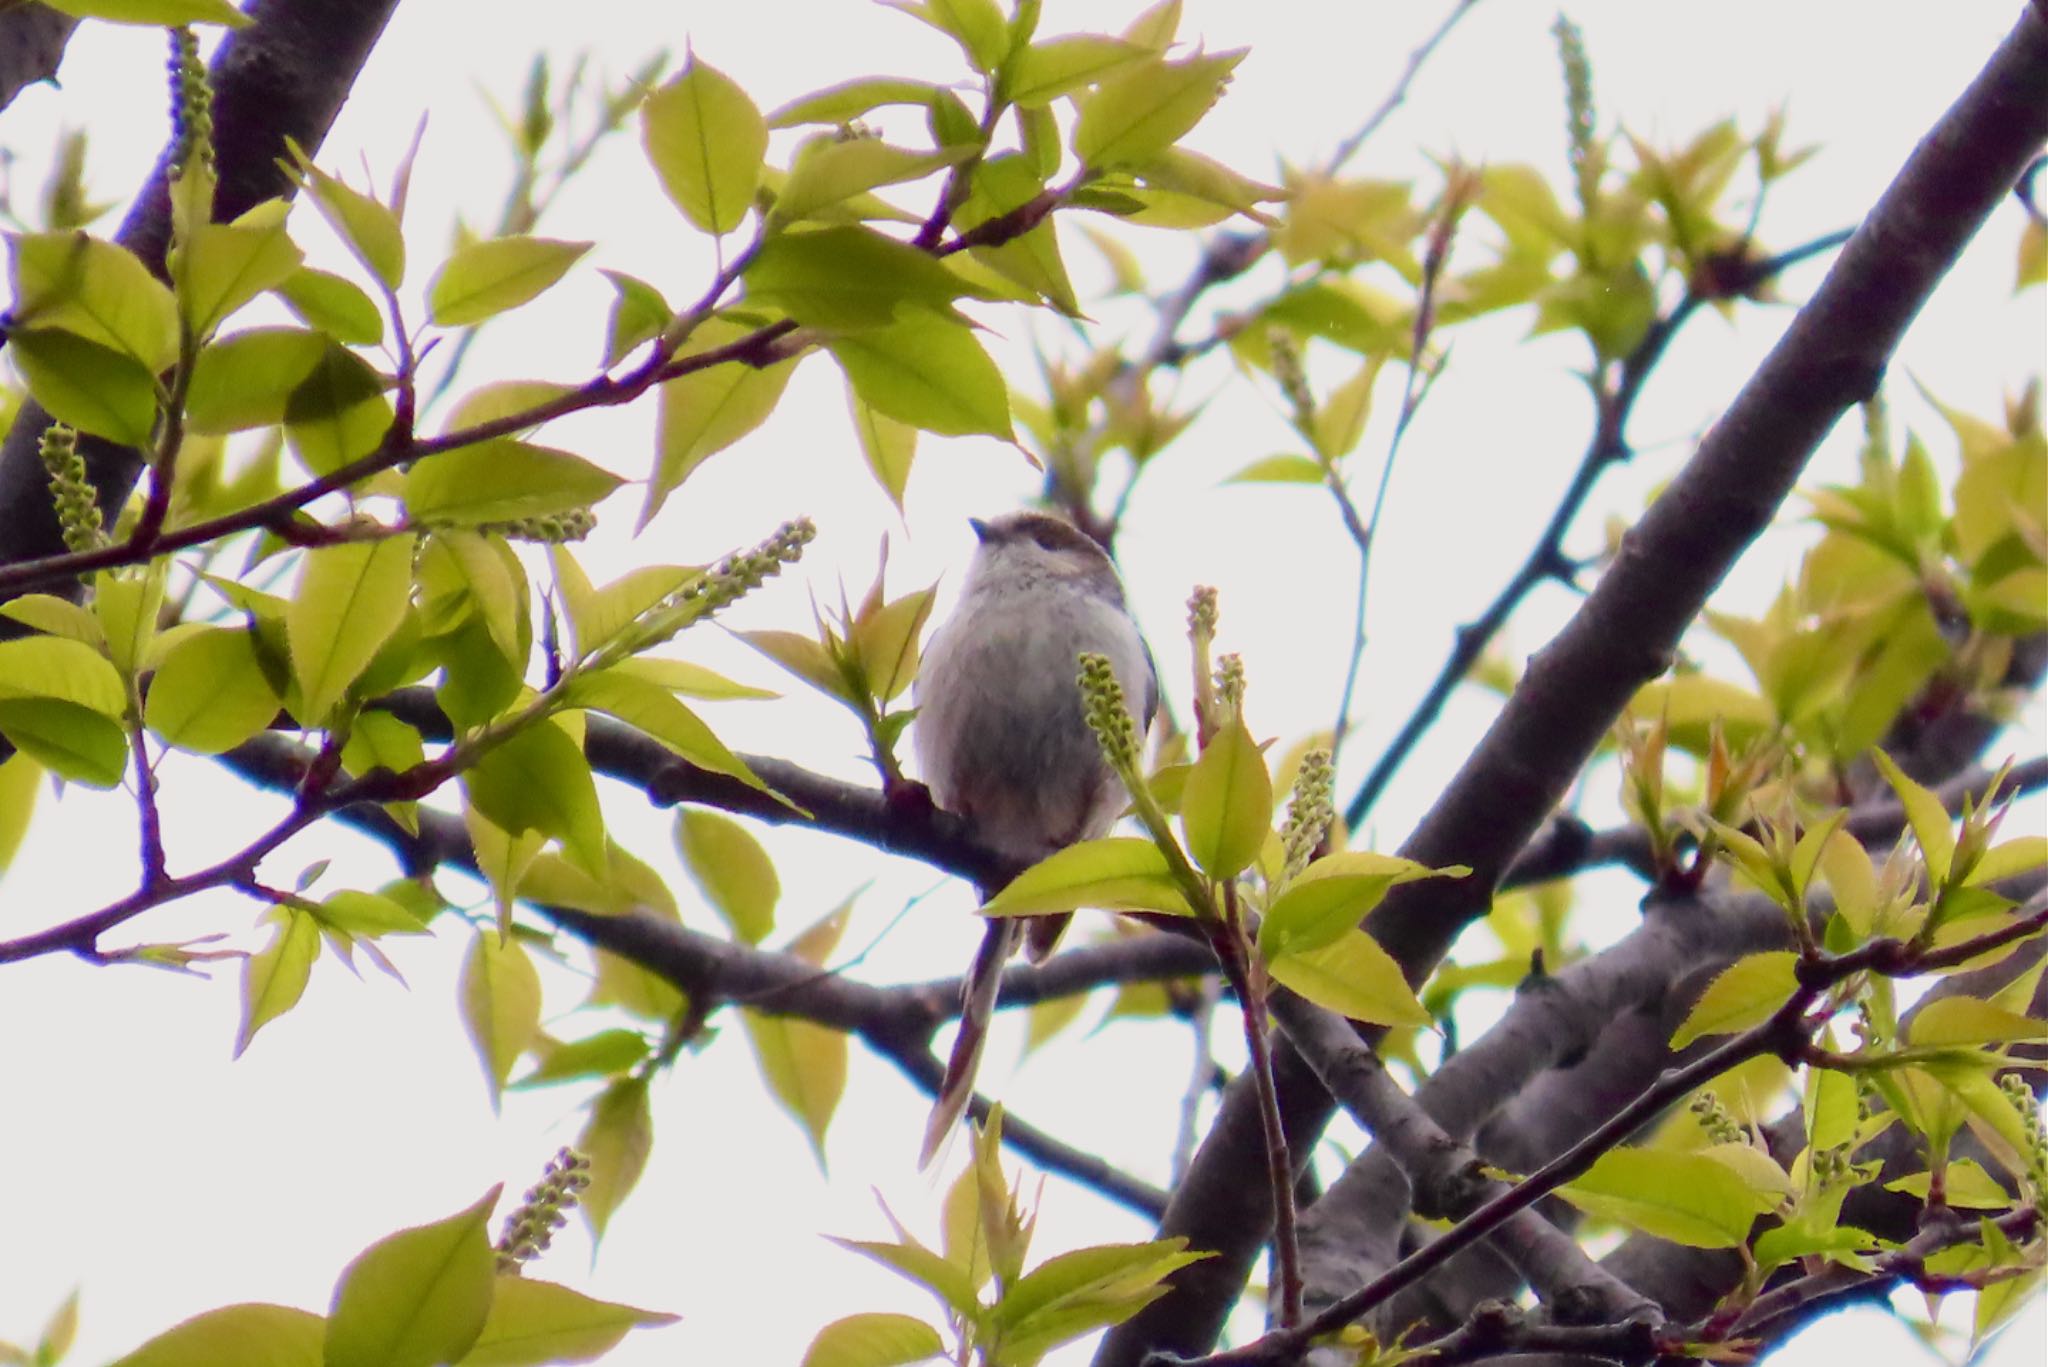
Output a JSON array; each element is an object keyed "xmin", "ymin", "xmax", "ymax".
[{"xmin": 920, "ymin": 916, "xmax": 1020, "ymax": 1167}]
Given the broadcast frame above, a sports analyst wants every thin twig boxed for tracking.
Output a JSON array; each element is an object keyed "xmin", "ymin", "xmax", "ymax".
[
  {"xmin": 1326, "ymin": 0, "xmax": 1485, "ymax": 176},
  {"xmin": 1340, "ymin": 226, "xmax": 1855, "ymax": 830}
]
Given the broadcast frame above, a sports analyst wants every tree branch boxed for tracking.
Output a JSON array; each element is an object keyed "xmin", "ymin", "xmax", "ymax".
[{"xmin": 1106, "ymin": 11, "xmax": 2048, "ymax": 1355}]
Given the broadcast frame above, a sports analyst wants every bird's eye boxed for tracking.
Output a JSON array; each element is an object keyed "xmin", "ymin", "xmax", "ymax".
[{"xmin": 1031, "ymin": 529, "xmax": 1061, "ymax": 552}]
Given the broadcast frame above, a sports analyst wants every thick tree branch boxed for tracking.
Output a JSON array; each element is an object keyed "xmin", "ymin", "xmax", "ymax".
[
  {"xmin": 1107, "ymin": 10, "xmax": 2048, "ymax": 1357},
  {"xmin": 0, "ymin": 0, "xmax": 403, "ymax": 605},
  {"xmin": 0, "ymin": 3, "xmax": 77, "ymax": 114}
]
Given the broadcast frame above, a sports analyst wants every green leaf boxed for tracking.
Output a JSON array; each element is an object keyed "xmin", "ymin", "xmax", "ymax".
[
  {"xmin": 642, "ymin": 56, "xmax": 766, "ymax": 235},
  {"xmin": 1226, "ymin": 454, "xmax": 1325, "ymax": 485},
  {"xmin": 848, "ymin": 378, "xmax": 917, "ymax": 509},
  {"xmin": 1072, "ymin": 49, "xmax": 1245, "ymax": 170},
  {"xmin": 1555, "ymin": 1147, "xmax": 1762, "ymax": 1248},
  {"xmin": 1008, "ymin": 34, "xmax": 1150, "ymax": 106},
  {"xmin": 8, "ymin": 326, "xmax": 157, "ymax": 446},
  {"xmin": 287, "ymin": 536, "xmax": 416, "ymax": 723},
  {"xmin": 293, "ymin": 152, "xmax": 405, "ymax": 291},
  {"xmin": 743, "ymin": 225, "xmax": 978, "ymax": 329},
  {"xmin": 774, "ymin": 139, "xmax": 969, "ymax": 225},
  {"xmin": 742, "ymin": 1006, "xmax": 848, "ymax": 1162},
  {"xmin": 600, "ymin": 269, "xmax": 670, "ymax": 367},
  {"xmin": 642, "ymin": 317, "xmax": 800, "ymax": 527},
  {"xmin": 0, "ymin": 753, "xmax": 41, "ymax": 874},
  {"xmin": 740, "ymin": 629, "xmax": 855, "ymax": 705},
  {"xmin": 577, "ymin": 1077, "xmax": 652, "ymax": 1240},
  {"xmin": 881, "ymin": 0, "xmax": 1008, "ymax": 72},
  {"xmin": 406, "ymin": 441, "xmax": 621, "ymax": 525},
  {"xmin": 991, "ymin": 1238, "xmax": 1208, "ymax": 1347},
  {"xmin": 144, "ymin": 626, "xmax": 284, "ymax": 754},
  {"xmin": 275, "ymin": 267, "xmax": 384, "ymax": 345},
  {"xmin": 614, "ymin": 656, "xmax": 777, "ymax": 701},
  {"xmin": 1871, "ymin": 748, "xmax": 1956, "ymax": 884},
  {"xmin": 9, "ymin": 229, "xmax": 178, "ymax": 370},
  {"xmin": 564, "ymin": 670, "xmax": 765, "ymax": 792},
  {"xmin": 0, "ymin": 634, "xmax": 126, "ymax": 716},
  {"xmin": 462, "ymin": 719, "xmax": 608, "ymax": 875},
  {"xmin": 1265, "ymin": 928, "xmax": 1430, "ymax": 1027},
  {"xmin": 427, "ymin": 236, "xmax": 592, "ymax": 327},
  {"xmin": 1179, "ymin": 718, "xmax": 1271, "ymax": 879},
  {"xmin": 41, "ymin": 0, "xmax": 247, "ymax": 24},
  {"xmin": 549, "ymin": 552, "xmax": 694, "ymax": 659},
  {"xmin": 827, "ymin": 1237, "xmax": 980, "ymax": 1320},
  {"xmin": 768, "ymin": 78, "xmax": 942, "ymax": 128},
  {"xmin": 459, "ymin": 928, "xmax": 543, "ymax": 1107},
  {"xmin": 981, "ymin": 837, "xmax": 1192, "ymax": 918},
  {"xmin": 455, "ymin": 1277, "xmax": 677, "ymax": 1367},
  {"xmin": 174, "ymin": 201, "xmax": 304, "ymax": 338},
  {"xmin": 514, "ymin": 1029, "xmax": 651, "ymax": 1088},
  {"xmin": 676, "ymin": 809, "xmax": 779, "ymax": 944},
  {"xmin": 1884, "ymin": 1158, "xmax": 2015, "ymax": 1209},
  {"xmin": 1907, "ymin": 996, "xmax": 2048, "ymax": 1047},
  {"xmin": 1669, "ymin": 950, "xmax": 1799, "ymax": 1049},
  {"xmin": 853, "ymin": 586, "xmax": 935, "ymax": 705},
  {"xmin": 1258, "ymin": 851, "xmax": 1465, "ymax": 958},
  {"xmin": 828, "ymin": 313, "xmax": 1013, "ymax": 438},
  {"xmin": 799, "ymin": 1313, "xmax": 944, "ymax": 1367},
  {"xmin": 185, "ymin": 327, "xmax": 329, "ymax": 433},
  {"xmin": 236, "ymin": 909, "xmax": 320, "ymax": 1057},
  {"xmin": 325, "ymin": 1187, "xmax": 499, "ymax": 1367},
  {"xmin": 94, "ymin": 563, "xmax": 164, "ymax": 677},
  {"xmin": 314, "ymin": 889, "xmax": 430, "ymax": 938},
  {"xmin": 0, "ymin": 594, "xmax": 104, "ymax": 646},
  {"xmin": 0, "ymin": 699, "xmax": 126, "ymax": 786},
  {"xmin": 106, "ymin": 1304, "xmax": 323, "ymax": 1367},
  {"xmin": 282, "ymin": 341, "xmax": 393, "ymax": 476}
]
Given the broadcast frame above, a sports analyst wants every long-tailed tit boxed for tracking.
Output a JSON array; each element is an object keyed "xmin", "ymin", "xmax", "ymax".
[{"xmin": 912, "ymin": 510, "xmax": 1157, "ymax": 1163}]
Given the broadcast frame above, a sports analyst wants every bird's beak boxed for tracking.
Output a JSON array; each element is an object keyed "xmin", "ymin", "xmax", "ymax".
[{"xmin": 968, "ymin": 517, "xmax": 992, "ymax": 543}]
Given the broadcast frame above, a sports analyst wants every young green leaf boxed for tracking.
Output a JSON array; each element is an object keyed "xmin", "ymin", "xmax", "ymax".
[
  {"xmin": 275, "ymin": 266, "xmax": 385, "ymax": 344},
  {"xmin": 742, "ymin": 1007, "xmax": 848, "ymax": 1163},
  {"xmin": 42, "ymin": 0, "xmax": 249, "ymax": 25},
  {"xmin": 1554, "ymin": 1147, "xmax": 1763, "ymax": 1248},
  {"xmin": 324, "ymin": 1187, "xmax": 500, "ymax": 1367},
  {"xmin": 1871, "ymin": 748, "xmax": 1957, "ymax": 885},
  {"xmin": 0, "ymin": 635, "xmax": 127, "ymax": 716},
  {"xmin": 1669, "ymin": 951, "xmax": 1799, "ymax": 1049},
  {"xmin": 106, "ymin": 1304, "xmax": 324, "ymax": 1367},
  {"xmin": 564, "ymin": 671, "xmax": 766, "ymax": 792},
  {"xmin": 144, "ymin": 626, "xmax": 285, "ymax": 755},
  {"xmin": 426, "ymin": 236, "xmax": 592, "ymax": 328},
  {"xmin": 185, "ymin": 326, "xmax": 329, "ymax": 432},
  {"xmin": 743, "ymin": 225, "xmax": 977, "ymax": 329},
  {"xmin": 798, "ymin": 1313, "xmax": 944, "ymax": 1367},
  {"xmin": 773, "ymin": 138, "xmax": 969, "ymax": 225},
  {"xmin": 1008, "ymin": 34, "xmax": 1150, "ymax": 106},
  {"xmin": 1178, "ymin": 717, "xmax": 1272, "ymax": 879},
  {"xmin": 676, "ymin": 809, "xmax": 780, "ymax": 944},
  {"xmin": 642, "ymin": 56, "xmax": 766, "ymax": 235},
  {"xmin": 1264, "ymin": 928, "xmax": 1430, "ymax": 1027},
  {"xmin": 1257, "ymin": 851, "xmax": 1465, "ymax": 958},
  {"xmin": 828, "ymin": 313, "xmax": 1013, "ymax": 439},
  {"xmin": 282, "ymin": 341, "xmax": 393, "ymax": 476},
  {"xmin": 577, "ymin": 1076, "xmax": 653, "ymax": 1240},
  {"xmin": 293, "ymin": 153, "xmax": 406, "ymax": 291},
  {"xmin": 1072, "ymin": 49, "xmax": 1245, "ymax": 170},
  {"xmin": 981, "ymin": 837, "xmax": 1193, "ymax": 918},
  {"xmin": 848, "ymin": 379, "xmax": 918, "ymax": 510},
  {"xmin": 459, "ymin": 927, "xmax": 543, "ymax": 1107},
  {"xmin": 456, "ymin": 1277, "xmax": 678, "ymax": 1367},
  {"xmin": 7, "ymin": 327, "xmax": 158, "ymax": 447},
  {"xmin": 174, "ymin": 202, "xmax": 304, "ymax": 338},
  {"xmin": 287, "ymin": 535, "xmax": 416, "ymax": 723},
  {"xmin": 768, "ymin": 78, "xmax": 943, "ymax": 129},
  {"xmin": 9, "ymin": 229, "xmax": 179, "ymax": 370},
  {"xmin": 235, "ymin": 909, "xmax": 320, "ymax": 1057},
  {"xmin": 461, "ymin": 719, "xmax": 609, "ymax": 876},
  {"xmin": 642, "ymin": 317, "xmax": 800, "ymax": 527},
  {"xmin": 405, "ymin": 441, "xmax": 621, "ymax": 526}
]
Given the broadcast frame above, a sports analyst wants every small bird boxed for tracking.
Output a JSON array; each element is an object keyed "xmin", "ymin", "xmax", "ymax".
[{"xmin": 912, "ymin": 509, "xmax": 1157, "ymax": 1164}]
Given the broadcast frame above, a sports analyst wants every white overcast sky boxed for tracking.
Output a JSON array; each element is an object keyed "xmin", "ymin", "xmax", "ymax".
[{"xmin": 2, "ymin": 2, "xmax": 2044, "ymax": 1364}]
